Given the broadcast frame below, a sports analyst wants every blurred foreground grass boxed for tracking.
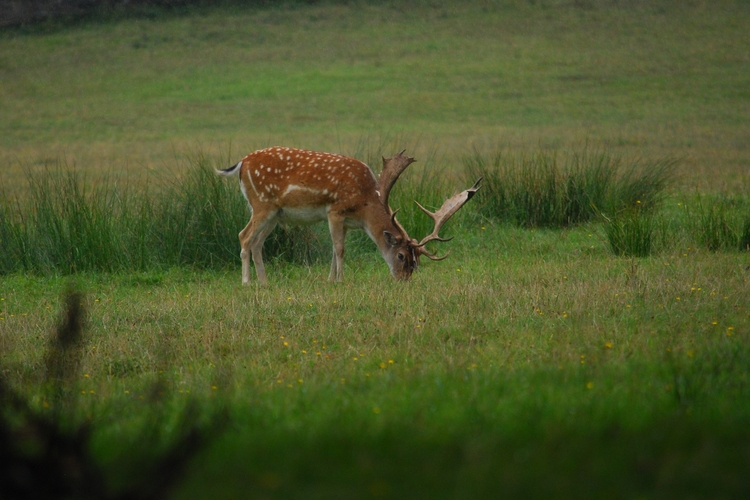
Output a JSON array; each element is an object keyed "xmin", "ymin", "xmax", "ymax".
[{"xmin": 2, "ymin": 221, "xmax": 748, "ymax": 497}]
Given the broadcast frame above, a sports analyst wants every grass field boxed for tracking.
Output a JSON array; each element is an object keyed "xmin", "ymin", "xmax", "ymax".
[
  {"xmin": 2, "ymin": 1, "xmax": 750, "ymax": 498},
  {"xmin": 2, "ymin": 0, "xmax": 749, "ymax": 188}
]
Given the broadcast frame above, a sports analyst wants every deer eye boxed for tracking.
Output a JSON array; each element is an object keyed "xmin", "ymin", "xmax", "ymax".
[{"xmin": 397, "ymin": 252, "xmax": 405, "ymax": 261}]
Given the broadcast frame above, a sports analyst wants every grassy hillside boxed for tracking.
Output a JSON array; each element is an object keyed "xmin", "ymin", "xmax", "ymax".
[{"xmin": 1, "ymin": 0, "xmax": 749, "ymax": 188}]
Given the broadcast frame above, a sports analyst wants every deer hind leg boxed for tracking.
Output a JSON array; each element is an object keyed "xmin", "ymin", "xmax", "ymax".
[
  {"xmin": 239, "ymin": 211, "xmax": 278, "ymax": 285},
  {"xmin": 250, "ymin": 220, "xmax": 278, "ymax": 285},
  {"xmin": 327, "ymin": 215, "xmax": 347, "ymax": 282},
  {"xmin": 239, "ymin": 221, "xmax": 253, "ymax": 284}
]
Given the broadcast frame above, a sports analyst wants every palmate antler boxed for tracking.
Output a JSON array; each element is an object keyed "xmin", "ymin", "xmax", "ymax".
[
  {"xmin": 378, "ymin": 150, "xmax": 416, "ymax": 209},
  {"xmin": 378, "ymin": 150, "xmax": 482, "ymax": 264},
  {"xmin": 414, "ymin": 177, "xmax": 483, "ymax": 260}
]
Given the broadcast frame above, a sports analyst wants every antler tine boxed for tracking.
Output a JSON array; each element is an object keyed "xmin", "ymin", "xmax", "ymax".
[
  {"xmin": 390, "ymin": 208, "xmax": 410, "ymax": 239},
  {"xmin": 377, "ymin": 150, "xmax": 416, "ymax": 209},
  {"xmin": 419, "ymin": 248, "xmax": 450, "ymax": 261},
  {"xmin": 416, "ymin": 177, "xmax": 483, "ymax": 251},
  {"xmin": 414, "ymin": 201, "xmax": 454, "ymax": 245}
]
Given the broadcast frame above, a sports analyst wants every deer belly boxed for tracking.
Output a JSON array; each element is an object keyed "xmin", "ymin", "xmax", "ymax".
[{"xmin": 277, "ymin": 206, "xmax": 328, "ymax": 225}]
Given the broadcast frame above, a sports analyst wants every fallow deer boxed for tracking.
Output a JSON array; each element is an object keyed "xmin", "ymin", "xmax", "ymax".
[{"xmin": 216, "ymin": 147, "xmax": 481, "ymax": 284}]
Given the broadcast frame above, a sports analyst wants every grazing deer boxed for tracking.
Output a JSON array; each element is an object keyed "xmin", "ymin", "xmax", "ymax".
[{"xmin": 217, "ymin": 147, "xmax": 481, "ymax": 284}]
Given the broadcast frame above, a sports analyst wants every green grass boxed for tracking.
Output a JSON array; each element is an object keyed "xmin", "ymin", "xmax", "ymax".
[
  {"xmin": 1, "ymin": 1, "xmax": 749, "ymax": 188},
  {"xmin": 2, "ymin": 1, "xmax": 750, "ymax": 497},
  {"xmin": 0, "ymin": 148, "xmax": 460, "ymax": 275},
  {"xmin": 2, "ymin": 225, "xmax": 749, "ymax": 497},
  {"xmin": 689, "ymin": 194, "xmax": 750, "ymax": 252},
  {"xmin": 603, "ymin": 208, "xmax": 657, "ymax": 257},
  {"xmin": 463, "ymin": 146, "xmax": 676, "ymax": 228}
]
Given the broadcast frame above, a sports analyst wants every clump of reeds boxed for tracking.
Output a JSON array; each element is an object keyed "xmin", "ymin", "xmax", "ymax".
[
  {"xmin": 689, "ymin": 195, "xmax": 750, "ymax": 252},
  {"xmin": 0, "ymin": 143, "xmax": 476, "ymax": 275},
  {"xmin": 464, "ymin": 146, "xmax": 677, "ymax": 229},
  {"xmin": 602, "ymin": 207, "xmax": 657, "ymax": 257},
  {"xmin": 0, "ymin": 155, "xmax": 328, "ymax": 275}
]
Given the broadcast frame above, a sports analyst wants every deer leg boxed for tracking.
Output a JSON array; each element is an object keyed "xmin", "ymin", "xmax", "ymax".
[
  {"xmin": 249, "ymin": 217, "xmax": 278, "ymax": 285},
  {"xmin": 238, "ymin": 221, "xmax": 254, "ymax": 285},
  {"xmin": 329, "ymin": 247, "xmax": 337, "ymax": 282},
  {"xmin": 239, "ymin": 212, "xmax": 277, "ymax": 285},
  {"xmin": 327, "ymin": 215, "xmax": 347, "ymax": 282}
]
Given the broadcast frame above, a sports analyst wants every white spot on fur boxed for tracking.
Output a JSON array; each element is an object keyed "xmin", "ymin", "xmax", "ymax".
[{"xmin": 281, "ymin": 184, "xmax": 322, "ymax": 198}]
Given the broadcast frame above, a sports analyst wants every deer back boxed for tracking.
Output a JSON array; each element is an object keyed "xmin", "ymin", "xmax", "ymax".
[{"xmin": 238, "ymin": 147, "xmax": 379, "ymax": 211}]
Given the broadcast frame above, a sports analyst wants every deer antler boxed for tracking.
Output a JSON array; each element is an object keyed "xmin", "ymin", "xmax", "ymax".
[
  {"xmin": 377, "ymin": 150, "xmax": 416, "ymax": 210},
  {"xmin": 415, "ymin": 177, "xmax": 483, "ymax": 260}
]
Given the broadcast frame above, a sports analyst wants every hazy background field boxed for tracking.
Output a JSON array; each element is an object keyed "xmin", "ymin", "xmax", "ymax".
[
  {"xmin": 2, "ymin": 1, "xmax": 750, "ymax": 498},
  {"xmin": 2, "ymin": 0, "xmax": 748, "ymax": 189}
]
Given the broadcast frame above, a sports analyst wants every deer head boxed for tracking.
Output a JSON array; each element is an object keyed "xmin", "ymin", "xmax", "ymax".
[{"xmin": 376, "ymin": 151, "xmax": 483, "ymax": 280}]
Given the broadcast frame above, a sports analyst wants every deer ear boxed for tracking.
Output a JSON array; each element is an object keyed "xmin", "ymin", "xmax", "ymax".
[{"xmin": 383, "ymin": 231, "xmax": 401, "ymax": 247}]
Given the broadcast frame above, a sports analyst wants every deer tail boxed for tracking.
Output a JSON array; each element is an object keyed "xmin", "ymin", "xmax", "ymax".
[{"xmin": 216, "ymin": 161, "xmax": 243, "ymax": 177}]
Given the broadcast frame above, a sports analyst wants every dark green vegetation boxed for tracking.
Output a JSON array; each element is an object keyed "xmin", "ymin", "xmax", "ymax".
[
  {"xmin": 1, "ymin": 0, "xmax": 295, "ymax": 29},
  {"xmin": 1, "ymin": 146, "xmax": 703, "ymax": 275},
  {"xmin": 463, "ymin": 148, "xmax": 677, "ymax": 228},
  {"xmin": 0, "ymin": 154, "xmax": 314, "ymax": 274},
  {"xmin": 691, "ymin": 195, "xmax": 750, "ymax": 253},
  {"xmin": 1, "ymin": 288, "xmax": 223, "ymax": 499},
  {"xmin": 1, "ymin": 1, "xmax": 749, "ymax": 498}
]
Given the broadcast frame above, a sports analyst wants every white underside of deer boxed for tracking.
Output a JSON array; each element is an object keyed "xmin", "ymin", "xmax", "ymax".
[{"xmin": 217, "ymin": 147, "xmax": 481, "ymax": 284}]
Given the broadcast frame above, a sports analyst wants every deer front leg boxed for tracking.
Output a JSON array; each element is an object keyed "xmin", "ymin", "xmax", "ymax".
[{"xmin": 327, "ymin": 215, "xmax": 347, "ymax": 282}]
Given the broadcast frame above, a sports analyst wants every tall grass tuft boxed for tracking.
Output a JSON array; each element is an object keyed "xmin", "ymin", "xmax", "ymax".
[
  {"xmin": 153, "ymin": 153, "xmax": 249, "ymax": 268},
  {"xmin": 2, "ymin": 146, "xmax": 470, "ymax": 275},
  {"xmin": 689, "ymin": 195, "xmax": 750, "ymax": 252},
  {"xmin": 741, "ymin": 216, "xmax": 750, "ymax": 252},
  {"xmin": 1, "ymin": 166, "xmax": 130, "ymax": 273},
  {"xmin": 602, "ymin": 208, "xmax": 657, "ymax": 257},
  {"xmin": 0, "ymin": 156, "xmax": 329, "ymax": 275},
  {"xmin": 464, "ymin": 147, "xmax": 677, "ymax": 228},
  {"xmin": 0, "ymin": 194, "xmax": 27, "ymax": 274}
]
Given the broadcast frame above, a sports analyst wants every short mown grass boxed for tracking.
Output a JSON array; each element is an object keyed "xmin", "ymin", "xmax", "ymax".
[{"xmin": 2, "ymin": 1, "xmax": 749, "ymax": 189}]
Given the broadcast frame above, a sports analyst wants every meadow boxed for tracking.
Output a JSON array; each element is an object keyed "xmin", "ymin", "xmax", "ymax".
[{"xmin": 1, "ymin": 1, "xmax": 750, "ymax": 498}]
